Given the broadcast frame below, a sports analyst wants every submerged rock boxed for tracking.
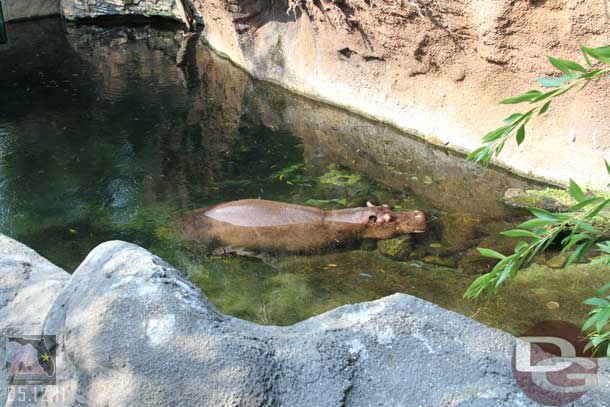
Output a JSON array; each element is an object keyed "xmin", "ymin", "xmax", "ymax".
[
  {"xmin": 377, "ymin": 235, "xmax": 411, "ymax": 260},
  {"xmin": 503, "ymin": 187, "xmax": 577, "ymax": 211}
]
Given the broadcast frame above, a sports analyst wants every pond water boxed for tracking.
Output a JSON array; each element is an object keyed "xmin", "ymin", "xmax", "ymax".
[{"xmin": 0, "ymin": 18, "xmax": 606, "ymax": 334}]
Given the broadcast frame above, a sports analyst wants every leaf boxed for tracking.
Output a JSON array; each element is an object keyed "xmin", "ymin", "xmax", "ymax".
[
  {"xmin": 504, "ymin": 113, "xmax": 523, "ymax": 124},
  {"xmin": 514, "ymin": 241, "xmax": 529, "ymax": 252},
  {"xmin": 580, "ymin": 69, "xmax": 604, "ymax": 79},
  {"xmin": 568, "ymin": 179, "xmax": 586, "ymax": 202},
  {"xmin": 565, "ymin": 241, "xmax": 592, "ymax": 268},
  {"xmin": 583, "ymin": 314, "xmax": 599, "ymax": 331},
  {"xmin": 539, "ymin": 101, "xmax": 551, "ymax": 115},
  {"xmin": 581, "ymin": 45, "xmax": 593, "ymax": 67},
  {"xmin": 467, "ymin": 146, "xmax": 487, "ymax": 162},
  {"xmin": 501, "ymin": 229, "xmax": 540, "ymax": 238},
  {"xmin": 518, "ymin": 218, "xmax": 556, "ymax": 229},
  {"xmin": 584, "ymin": 298, "xmax": 610, "ymax": 307},
  {"xmin": 605, "ymin": 159, "xmax": 610, "ymax": 177},
  {"xmin": 582, "ymin": 46, "xmax": 610, "ymax": 64},
  {"xmin": 516, "ymin": 125, "xmax": 525, "ymax": 145},
  {"xmin": 537, "ymin": 77, "xmax": 567, "ymax": 88},
  {"xmin": 531, "ymin": 88, "xmax": 561, "ymax": 103},
  {"xmin": 500, "ymin": 90, "xmax": 543, "ymax": 104},
  {"xmin": 585, "ymin": 198, "xmax": 610, "ymax": 220},
  {"xmin": 568, "ymin": 197, "xmax": 604, "ymax": 212},
  {"xmin": 481, "ymin": 126, "xmax": 511, "ymax": 143},
  {"xmin": 477, "ymin": 247, "xmax": 507, "ymax": 260},
  {"xmin": 597, "ymin": 281, "xmax": 610, "ymax": 296},
  {"xmin": 548, "ymin": 56, "xmax": 587, "ymax": 74},
  {"xmin": 529, "ymin": 207, "xmax": 560, "ymax": 221},
  {"xmin": 595, "ymin": 307, "xmax": 610, "ymax": 332}
]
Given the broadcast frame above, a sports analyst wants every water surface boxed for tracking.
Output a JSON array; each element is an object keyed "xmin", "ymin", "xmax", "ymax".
[{"xmin": 0, "ymin": 18, "xmax": 604, "ymax": 334}]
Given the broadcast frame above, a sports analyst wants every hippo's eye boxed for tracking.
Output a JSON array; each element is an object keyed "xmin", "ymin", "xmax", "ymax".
[{"xmin": 369, "ymin": 215, "xmax": 377, "ymax": 223}]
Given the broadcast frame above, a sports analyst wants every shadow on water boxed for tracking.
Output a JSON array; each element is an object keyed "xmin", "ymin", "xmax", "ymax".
[{"xmin": 0, "ymin": 18, "xmax": 604, "ymax": 334}]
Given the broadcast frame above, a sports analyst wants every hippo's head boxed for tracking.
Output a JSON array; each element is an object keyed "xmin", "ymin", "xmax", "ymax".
[{"xmin": 361, "ymin": 202, "xmax": 426, "ymax": 240}]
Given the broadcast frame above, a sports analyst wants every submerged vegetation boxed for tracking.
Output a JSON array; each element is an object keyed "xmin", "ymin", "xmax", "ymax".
[{"xmin": 467, "ymin": 45, "xmax": 610, "ymax": 356}]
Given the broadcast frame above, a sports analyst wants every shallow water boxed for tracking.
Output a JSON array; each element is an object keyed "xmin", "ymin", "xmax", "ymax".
[{"xmin": 0, "ymin": 18, "xmax": 605, "ymax": 334}]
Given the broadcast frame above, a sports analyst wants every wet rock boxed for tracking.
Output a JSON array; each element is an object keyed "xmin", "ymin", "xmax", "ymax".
[
  {"xmin": 30, "ymin": 239, "xmax": 610, "ymax": 406},
  {"xmin": 545, "ymin": 301, "xmax": 560, "ymax": 310},
  {"xmin": 503, "ymin": 187, "xmax": 576, "ymax": 211},
  {"xmin": 422, "ymin": 255, "xmax": 457, "ymax": 268},
  {"xmin": 377, "ymin": 235, "xmax": 412, "ymax": 260},
  {"xmin": 441, "ymin": 212, "xmax": 482, "ymax": 249},
  {"xmin": 458, "ymin": 234, "xmax": 517, "ymax": 274},
  {"xmin": 545, "ymin": 254, "xmax": 566, "ymax": 269}
]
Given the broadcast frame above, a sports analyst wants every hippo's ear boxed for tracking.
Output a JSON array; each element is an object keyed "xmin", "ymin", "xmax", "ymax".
[{"xmin": 367, "ymin": 201, "xmax": 375, "ymax": 208}]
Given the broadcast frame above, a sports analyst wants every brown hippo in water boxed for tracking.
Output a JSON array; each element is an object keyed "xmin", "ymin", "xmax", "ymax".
[{"xmin": 175, "ymin": 199, "xmax": 426, "ymax": 254}]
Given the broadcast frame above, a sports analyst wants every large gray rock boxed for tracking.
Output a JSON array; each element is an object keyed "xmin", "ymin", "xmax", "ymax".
[
  {"xmin": 0, "ymin": 234, "xmax": 69, "ymax": 335},
  {"xmin": 0, "ymin": 234, "xmax": 70, "ymax": 407},
  {"xmin": 40, "ymin": 240, "xmax": 610, "ymax": 406}
]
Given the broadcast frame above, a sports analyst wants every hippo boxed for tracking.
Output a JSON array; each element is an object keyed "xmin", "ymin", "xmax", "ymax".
[{"xmin": 175, "ymin": 199, "xmax": 426, "ymax": 254}]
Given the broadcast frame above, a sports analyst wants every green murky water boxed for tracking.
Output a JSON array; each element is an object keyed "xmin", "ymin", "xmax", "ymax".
[{"xmin": 0, "ymin": 18, "xmax": 606, "ymax": 334}]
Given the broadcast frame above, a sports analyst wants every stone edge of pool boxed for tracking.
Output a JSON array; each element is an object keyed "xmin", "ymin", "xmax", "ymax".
[{"xmin": 0, "ymin": 233, "xmax": 609, "ymax": 406}]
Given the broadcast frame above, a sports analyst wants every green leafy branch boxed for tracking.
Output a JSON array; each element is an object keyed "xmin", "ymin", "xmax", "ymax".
[
  {"xmin": 465, "ymin": 178, "xmax": 610, "ymax": 299},
  {"xmin": 468, "ymin": 46, "xmax": 610, "ymax": 165},
  {"xmin": 583, "ymin": 281, "xmax": 610, "ymax": 357}
]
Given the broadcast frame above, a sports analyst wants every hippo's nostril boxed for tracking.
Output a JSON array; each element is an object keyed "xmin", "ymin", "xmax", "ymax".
[{"xmin": 369, "ymin": 215, "xmax": 377, "ymax": 223}]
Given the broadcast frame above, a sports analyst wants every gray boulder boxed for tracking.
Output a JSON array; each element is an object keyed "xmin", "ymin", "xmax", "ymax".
[
  {"xmin": 0, "ymin": 234, "xmax": 69, "ymax": 335},
  {"xmin": 40, "ymin": 240, "xmax": 610, "ymax": 406},
  {"xmin": 0, "ymin": 234, "xmax": 70, "ymax": 407}
]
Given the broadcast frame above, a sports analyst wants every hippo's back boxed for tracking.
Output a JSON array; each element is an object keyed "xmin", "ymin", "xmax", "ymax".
[{"xmin": 204, "ymin": 199, "xmax": 324, "ymax": 227}]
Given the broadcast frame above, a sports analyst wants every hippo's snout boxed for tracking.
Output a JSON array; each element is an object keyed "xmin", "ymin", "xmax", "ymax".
[{"xmin": 396, "ymin": 210, "xmax": 426, "ymax": 233}]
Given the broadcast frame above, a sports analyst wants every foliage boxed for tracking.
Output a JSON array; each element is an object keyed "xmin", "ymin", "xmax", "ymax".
[
  {"xmin": 464, "ymin": 179, "xmax": 610, "ymax": 299},
  {"xmin": 468, "ymin": 46, "xmax": 610, "ymax": 165},
  {"xmin": 466, "ymin": 45, "xmax": 610, "ymax": 356}
]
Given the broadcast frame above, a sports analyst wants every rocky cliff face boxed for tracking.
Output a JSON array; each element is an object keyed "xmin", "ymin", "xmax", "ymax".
[{"xmin": 192, "ymin": 0, "xmax": 610, "ymax": 188}]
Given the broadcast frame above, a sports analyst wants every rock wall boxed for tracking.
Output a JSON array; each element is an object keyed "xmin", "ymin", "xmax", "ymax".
[
  {"xmin": 1, "ymin": 0, "xmax": 59, "ymax": 21},
  {"xmin": 193, "ymin": 0, "xmax": 610, "ymax": 188}
]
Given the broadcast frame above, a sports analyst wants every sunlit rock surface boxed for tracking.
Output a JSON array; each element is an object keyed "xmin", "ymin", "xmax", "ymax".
[
  {"xmin": 60, "ymin": 0, "xmax": 197, "ymax": 24},
  {"xmin": 0, "ymin": 234, "xmax": 69, "ymax": 335},
  {"xmin": 0, "ymin": 234, "xmax": 70, "ymax": 407}
]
